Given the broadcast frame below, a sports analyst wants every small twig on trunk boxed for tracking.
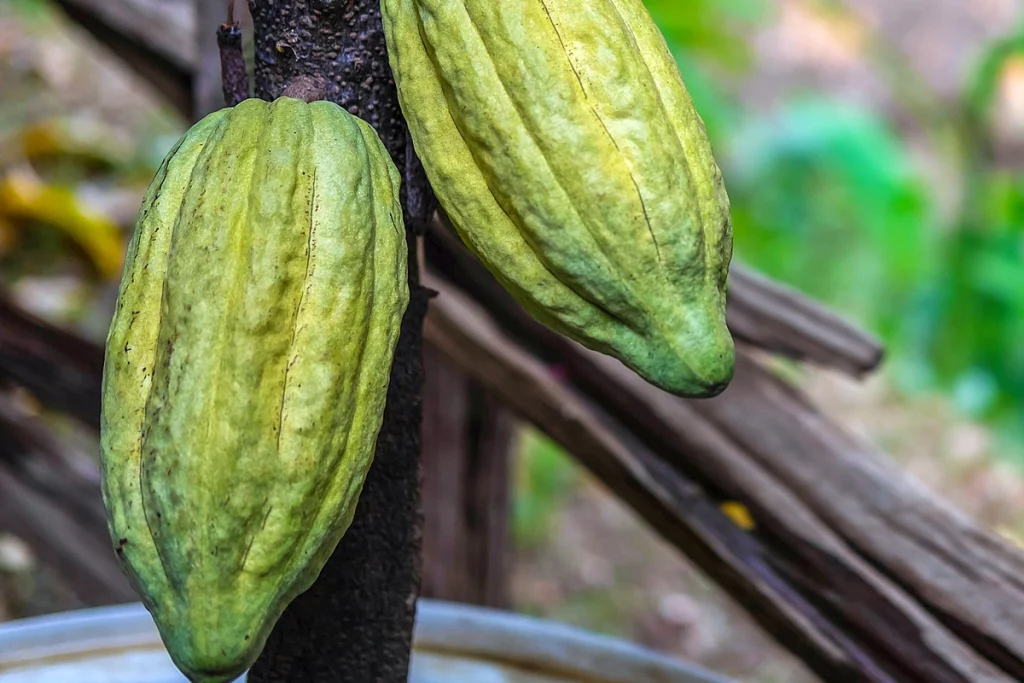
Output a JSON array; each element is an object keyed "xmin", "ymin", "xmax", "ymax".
[{"xmin": 217, "ymin": 0, "xmax": 248, "ymax": 106}]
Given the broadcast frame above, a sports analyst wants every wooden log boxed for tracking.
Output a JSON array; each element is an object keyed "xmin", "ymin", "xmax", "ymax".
[
  {"xmin": 726, "ymin": 266, "xmax": 884, "ymax": 376},
  {"xmin": 0, "ymin": 392, "xmax": 134, "ymax": 606},
  {"xmin": 422, "ymin": 272, "xmax": 1024, "ymax": 683},
  {"xmin": 420, "ymin": 345, "xmax": 515, "ymax": 609},
  {"xmin": 0, "ymin": 295, "xmax": 103, "ymax": 429},
  {"xmin": 686, "ymin": 355, "xmax": 1024, "ymax": 678},
  {"xmin": 51, "ymin": 0, "xmax": 194, "ymax": 118}
]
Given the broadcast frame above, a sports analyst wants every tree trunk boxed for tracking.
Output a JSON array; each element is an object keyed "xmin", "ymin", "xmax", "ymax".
[{"xmin": 242, "ymin": 2, "xmax": 433, "ymax": 681}]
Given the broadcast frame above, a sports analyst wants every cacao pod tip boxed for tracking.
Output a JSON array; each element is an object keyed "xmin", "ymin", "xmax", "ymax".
[
  {"xmin": 652, "ymin": 351, "xmax": 734, "ymax": 399},
  {"xmin": 161, "ymin": 621, "xmax": 260, "ymax": 683},
  {"xmin": 642, "ymin": 315, "xmax": 735, "ymax": 399}
]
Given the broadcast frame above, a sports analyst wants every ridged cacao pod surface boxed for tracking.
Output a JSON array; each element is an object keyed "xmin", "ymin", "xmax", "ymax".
[
  {"xmin": 100, "ymin": 97, "xmax": 408, "ymax": 682},
  {"xmin": 382, "ymin": 0, "xmax": 735, "ymax": 397}
]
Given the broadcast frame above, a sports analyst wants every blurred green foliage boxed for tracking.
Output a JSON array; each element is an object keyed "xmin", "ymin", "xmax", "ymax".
[
  {"xmin": 513, "ymin": 430, "xmax": 579, "ymax": 549},
  {"xmin": 648, "ymin": 1, "xmax": 1024, "ymax": 440},
  {"xmin": 517, "ymin": 0, "xmax": 1024, "ymax": 532},
  {"xmin": 726, "ymin": 99, "xmax": 935, "ymax": 342},
  {"xmin": 7, "ymin": 0, "xmax": 46, "ymax": 21}
]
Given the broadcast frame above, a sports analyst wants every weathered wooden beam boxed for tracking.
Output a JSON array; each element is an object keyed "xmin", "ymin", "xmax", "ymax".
[
  {"xmin": 420, "ymin": 345, "xmax": 515, "ymax": 609},
  {"xmin": 423, "ymin": 272, "xmax": 1023, "ymax": 683},
  {"xmin": 683, "ymin": 354, "xmax": 1024, "ymax": 678},
  {"xmin": 51, "ymin": 0, "xmax": 195, "ymax": 118},
  {"xmin": 0, "ymin": 392, "xmax": 134, "ymax": 606},
  {"xmin": 0, "ymin": 295, "xmax": 103, "ymax": 429},
  {"xmin": 424, "ymin": 215, "xmax": 883, "ymax": 379},
  {"xmin": 726, "ymin": 266, "xmax": 884, "ymax": 376}
]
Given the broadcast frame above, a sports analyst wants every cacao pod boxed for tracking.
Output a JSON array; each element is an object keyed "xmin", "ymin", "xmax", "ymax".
[
  {"xmin": 382, "ymin": 0, "xmax": 734, "ymax": 397},
  {"xmin": 100, "ymin": 97, "xmax": 408, "ymax": 682}
]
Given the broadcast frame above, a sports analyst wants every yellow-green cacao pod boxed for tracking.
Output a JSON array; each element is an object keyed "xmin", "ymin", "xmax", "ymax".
[
  {"xmin": 100, "ymin": 97, "xmax": 409, "ymax": 682},
  {"xmin": 382, "ymin": 0, "xmax": 734, "ymax": 397}
]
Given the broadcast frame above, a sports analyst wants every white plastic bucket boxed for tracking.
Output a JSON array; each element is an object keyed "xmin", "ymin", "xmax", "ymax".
[{"xmin": 0, "ymin": 599, "xmax": 735, "ymax": 683}]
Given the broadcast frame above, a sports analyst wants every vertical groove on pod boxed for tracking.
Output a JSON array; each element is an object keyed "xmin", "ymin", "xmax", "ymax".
[
  {"xmin": 137, "ymin": 108, "xmax": 238, "ymax": 598},
  {"xmin": 441, "ymin": 5, "xmax": 638, "ymax": 329},
  {"xmin": 607, "ymin": 0, "xmax": 723, "ymax": 284},
  {"xmin": 539, "ymin": 0, "xmax": 662, "ymax": 263},
  {"xmin": 276, "ymin": 167, "xmax": 317, "ymax": 458}
]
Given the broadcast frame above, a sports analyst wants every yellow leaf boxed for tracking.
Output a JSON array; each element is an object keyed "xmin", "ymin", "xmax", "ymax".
[
  {"xmin": 0, "ymin": 168, "xmax": 125, "ymax": 278},
  {"xmin": 720, "ymin": 501, "xmax": 756, "ymax": 531},
  {"xmin": 996, "ymin": 525, "xmax": 1024, "ymax": 552},
  {"xmin": 0, "ymin": 215, "xmax": 20, "ymax": 255},
  {"xmin": 19, "ymin": 118, "xmax": 130, "ymax": 168}
]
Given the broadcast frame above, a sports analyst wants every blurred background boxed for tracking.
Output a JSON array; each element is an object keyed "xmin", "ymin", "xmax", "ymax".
[{"xmin": 2, "ymin": 1, "xmax": 1024, "ymax": 681}]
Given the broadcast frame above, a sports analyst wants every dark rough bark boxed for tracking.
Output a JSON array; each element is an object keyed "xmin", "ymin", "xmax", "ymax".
[{"xmin": 244, "ymin": 2, "xmax": 432, "ymax": 682}]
